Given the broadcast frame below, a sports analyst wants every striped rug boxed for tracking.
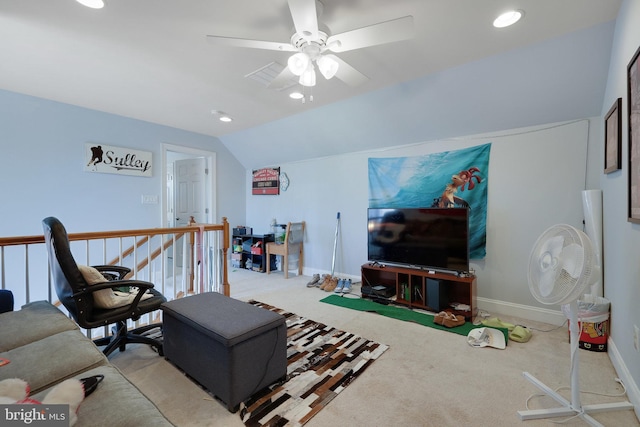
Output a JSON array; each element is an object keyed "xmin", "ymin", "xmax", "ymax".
[{"xmin": 240, "ymin": 301, "xmax": 389, "ymax": 427}]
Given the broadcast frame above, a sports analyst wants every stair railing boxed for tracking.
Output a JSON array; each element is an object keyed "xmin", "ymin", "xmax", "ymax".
[{"xmin": 0, "ymin": 218, "xmax": 230, "ymax": 312}]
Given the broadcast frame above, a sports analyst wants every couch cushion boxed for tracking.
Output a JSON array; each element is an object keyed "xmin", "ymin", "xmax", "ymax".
[
  {"xmin": 0, "ymin": 300, "xmax": 78, "ymax": 352},
  {"xmin": 32, "ymin": 365, "xmax": 174, "ymax": 427},
  {"xmin": 0, "ymin": 329, "xmax": 108, "ymax": 394}
]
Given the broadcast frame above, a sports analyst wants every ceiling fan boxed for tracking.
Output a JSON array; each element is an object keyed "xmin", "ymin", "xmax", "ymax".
[{"xmin": 206, "ymin": 0, "xmax": 414, "ymax": 89}]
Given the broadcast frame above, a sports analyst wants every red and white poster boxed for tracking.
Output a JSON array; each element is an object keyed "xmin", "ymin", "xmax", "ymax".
[{"xmin": 252, "ymin": 167, "xmax": 280, "ymax": 195}]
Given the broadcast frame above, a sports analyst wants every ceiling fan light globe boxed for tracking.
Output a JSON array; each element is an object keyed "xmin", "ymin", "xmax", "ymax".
[
  {"xmin": 287, "ymin": 52, "xmax": 310, "ymax": 76},
  {"xmin": 317, "ymin": 55, "xmax": 339, "ymax": 79},
  {"xmin": 299, "ymin": 68, "xmax": 316, "ymax": 87}
]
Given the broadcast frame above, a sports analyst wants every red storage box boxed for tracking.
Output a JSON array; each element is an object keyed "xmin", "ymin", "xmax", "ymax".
[{"xmin": 251, "ymin": 241, "xmax": 263, "ymax": 255}]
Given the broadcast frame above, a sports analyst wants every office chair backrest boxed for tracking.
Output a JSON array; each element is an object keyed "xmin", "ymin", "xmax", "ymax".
[{"xmin": 42, "ymin": 216, "xmax": 92, "ymax": 323}]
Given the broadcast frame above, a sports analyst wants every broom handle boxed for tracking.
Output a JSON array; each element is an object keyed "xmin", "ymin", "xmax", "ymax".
[{"xmin": 331, "ymin": 212, "xmax": 340, "ymax": 276}]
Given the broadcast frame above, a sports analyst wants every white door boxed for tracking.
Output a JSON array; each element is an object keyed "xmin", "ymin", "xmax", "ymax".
[{"xmin": 173, "ymin": 158, "xmax": 207, "ymax": 265}]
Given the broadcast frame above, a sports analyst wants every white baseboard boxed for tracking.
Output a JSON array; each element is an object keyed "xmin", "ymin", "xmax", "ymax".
[
  {"xmin": 476, "ymin": 297, "xmax": 567, "ymax": 325},
  {"xmin": 302, "ymin": 268, "xmax": 361, "ymax": 282},
  {"xmin": 607, "ymin": 338, "xmax": 640, "ymax": 420}
]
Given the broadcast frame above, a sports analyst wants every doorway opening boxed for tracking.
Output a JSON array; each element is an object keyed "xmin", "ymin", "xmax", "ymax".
[{"xmin": 162, "ymin": 144, "xmax": 217, "ymax": 228}]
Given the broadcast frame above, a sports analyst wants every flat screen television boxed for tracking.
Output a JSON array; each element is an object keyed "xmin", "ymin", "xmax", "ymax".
[{"xmin": 367, "ymin": 207, "xmax": 470, "ymax": 274}]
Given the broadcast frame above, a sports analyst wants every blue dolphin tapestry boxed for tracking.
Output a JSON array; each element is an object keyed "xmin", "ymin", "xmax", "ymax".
[{"xmin": 368, "ymin": 143, "xmax": 491, "ymax": 259}]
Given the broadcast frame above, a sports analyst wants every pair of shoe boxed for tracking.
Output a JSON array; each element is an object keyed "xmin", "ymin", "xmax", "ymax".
[
  {"xmin": 510, "ymin": 325, "xmax": 532, "ymax": 343},
  {"xmin": 334, "ymin": 278, "xmax": 352, "ymax": 293},
  {"xmin": 306, "ymin": 274, "xmax": 321, "ymax": 288},
  {"xmin": 481, "ymin": 317, "xmax": 515, "ymax": 332},
  {"xmin": 319, "ymin": 275, "xmax": 337, "ymax": 291},
  {"xmin": 481, "ymin": 317, "xmax": 531, "ymax": 342},
  {"xmin": 434, "ymin": 311, "xmax": 465, "ymax": 328}
]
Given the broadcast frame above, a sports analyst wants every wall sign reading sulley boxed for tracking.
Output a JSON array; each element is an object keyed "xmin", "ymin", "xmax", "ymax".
[{"xmin": 84, "ymin": 143, "xmax": 152, "ymax": 177}]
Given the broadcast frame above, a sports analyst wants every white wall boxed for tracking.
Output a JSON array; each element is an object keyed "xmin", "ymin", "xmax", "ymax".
[
  {"xmin": 599, "ymin": 0, "xmax": 640, "ymax": 409},
  {"xmin": 246, "ymin": 119, "xmax": 594, "ymax": 322}
]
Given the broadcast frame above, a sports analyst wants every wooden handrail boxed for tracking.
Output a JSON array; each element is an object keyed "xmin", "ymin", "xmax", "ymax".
[
  {"xmin": 0, "ymin": 225, "xmax": 224, "ymax": 247},
  {"xmin": 0, "ymin": 218, "xmax": 231, "ymax": 296}
]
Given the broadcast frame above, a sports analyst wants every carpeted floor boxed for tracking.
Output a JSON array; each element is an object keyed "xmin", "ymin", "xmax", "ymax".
[
  {"xmin": 110, "ymin": 270, "xmax": 639, "ymax": 427},
  {"xmin": 320, "ymin": 294, "xmax": 510, "ymax": 340},
  {"xmin": 240, "ymin": 301, "xmax": 388, "ymax": 426}
]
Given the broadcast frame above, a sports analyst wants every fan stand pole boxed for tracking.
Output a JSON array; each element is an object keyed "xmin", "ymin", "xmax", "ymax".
[{"xmin": 517, "ymin": 301, "xmax": 633, "ymax": 426}]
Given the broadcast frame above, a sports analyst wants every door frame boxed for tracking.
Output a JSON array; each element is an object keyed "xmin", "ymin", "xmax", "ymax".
[{"xmin": 161, "ymin": 143, "xmax": 217, "ymax": 227}]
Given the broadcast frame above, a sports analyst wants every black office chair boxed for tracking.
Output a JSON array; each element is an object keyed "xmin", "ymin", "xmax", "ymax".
[
  {"xmin": 42, "ymin": 216, "xmax": 166, "ymax": 357},
  {"xmin": 0, "ymin": 289, "xmax": 14, "ymax": 314}
]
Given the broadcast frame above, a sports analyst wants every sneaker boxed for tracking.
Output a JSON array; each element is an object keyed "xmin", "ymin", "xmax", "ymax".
[
  {"xmin": 318, "ymin": 275, "xmax": 332, "ymax": 290},
  {"xmin": 333, "ymin": 279, "xmax": 345, "ymax": 293},
  {"xmin": 306, "ymin": 274, "xmax": 321, "ymax": 288},
  {"xmin": 341, "ymin": 279, "xmax": 352, "ymax": 294},
  {"xmin": 324, "ymin": 276, "xmax": 339, "ymax": 292}
]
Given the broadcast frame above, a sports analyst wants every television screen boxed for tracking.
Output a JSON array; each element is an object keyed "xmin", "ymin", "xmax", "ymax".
[{"xmin": 367, "ymin": 207, "xmax": 469, "ymax": 273}]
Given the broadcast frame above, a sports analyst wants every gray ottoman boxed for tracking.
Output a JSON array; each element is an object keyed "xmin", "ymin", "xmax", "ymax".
[{"xmin": 161, "ymin": 292, "xmax": 287, "ymax": 411}]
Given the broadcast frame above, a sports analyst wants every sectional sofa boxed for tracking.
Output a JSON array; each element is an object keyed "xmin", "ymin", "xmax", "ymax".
[{"xmin": 0, "ymin": 298, "xmax": 174, "ymax": 426}]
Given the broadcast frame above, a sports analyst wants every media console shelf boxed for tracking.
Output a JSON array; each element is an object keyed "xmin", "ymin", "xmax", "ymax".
[{"xmin": 361, "ymin": 263, "xmax": 477, "ymax": 320}]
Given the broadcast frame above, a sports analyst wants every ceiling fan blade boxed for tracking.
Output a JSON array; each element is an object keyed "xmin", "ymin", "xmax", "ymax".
[
  {"xmin": 329, "ymin": 55, "xmax": 369, "ymax": 86},
  {"xmin": 267, "ymin": 67, "xmax": 297, "ymax": 91},
  {"xmin": 206, "ymin": 35, "xmax": 297, "ymax": 52},
  {"xmin": 326, "ymin": 15, "xmax": 414, "ymax": 53},
  {"xmin": 288, "ymin": 0, "xmax": 319, "ymax": 41}
]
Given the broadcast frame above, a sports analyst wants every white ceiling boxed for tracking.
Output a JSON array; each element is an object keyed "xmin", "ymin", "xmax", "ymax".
[{"xmin": 0, "ymin": 0, "xmax": 622, "ymax": 169}]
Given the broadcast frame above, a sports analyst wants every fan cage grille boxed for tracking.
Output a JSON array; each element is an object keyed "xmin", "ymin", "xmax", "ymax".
[{"xmin": 528, "ymin": 224, "xmax": 594, "ymax": 305}]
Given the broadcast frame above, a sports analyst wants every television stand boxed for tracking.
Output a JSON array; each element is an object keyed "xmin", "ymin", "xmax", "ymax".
[{"xmin": 361, "ymin": 263, "xmax": 477, "ymax": 320}]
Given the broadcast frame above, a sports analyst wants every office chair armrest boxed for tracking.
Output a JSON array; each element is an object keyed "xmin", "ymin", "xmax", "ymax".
[
  {"xmin": 75, "ymin": 279, "xmax": 157, "ymax": 317},
  {"xmin": 77, "ymin": 279, "xmax": 154, "ymax": 294},
  {"xmin": 92, "ymin": 265, "xmax": 132, "ymax": 280}
]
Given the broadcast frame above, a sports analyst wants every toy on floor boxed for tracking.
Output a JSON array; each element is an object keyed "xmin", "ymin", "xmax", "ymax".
[{"xmin": 0, "ymin": 375, "xmax": 103, "ymax": 426}]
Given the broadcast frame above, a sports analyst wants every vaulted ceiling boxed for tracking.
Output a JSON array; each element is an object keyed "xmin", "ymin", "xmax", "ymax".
[{"xmin": 0, "ymin": 1, "xmax": 621, "ymax": 168}]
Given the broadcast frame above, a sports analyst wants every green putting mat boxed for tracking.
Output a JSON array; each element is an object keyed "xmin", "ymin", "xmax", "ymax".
[{"xmin": 320, "ymin": 294, "xmax": 508, "ymax": 340}]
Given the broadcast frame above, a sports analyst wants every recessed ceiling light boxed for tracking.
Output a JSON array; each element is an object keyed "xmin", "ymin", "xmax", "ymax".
[
  {"xmin": 211, "ymin": 110, "xmax": 233, "ymax": 122},
  {"xmin": 289, "ymin": 91, "xmax": 304, "ymax": 100},
  {"xmin": 76, "ymin": 0, "xmax": 105, "ymax": 9},
  {"xmin": 493, "ymin": 10, "xmax": 524, "ymax": 28}
]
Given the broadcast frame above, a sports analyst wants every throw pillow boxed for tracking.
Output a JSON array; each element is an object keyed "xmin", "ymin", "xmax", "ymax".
[{"xmin": 77, "ymin": 265, "xmax": 152, "ymax": 309}]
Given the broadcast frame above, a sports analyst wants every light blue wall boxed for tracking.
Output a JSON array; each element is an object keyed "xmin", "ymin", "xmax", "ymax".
[
  {"xmin": 0, "ymin": 89, "xmax": 246, "ymax": 237},
  {"xmin": 600, "ymin": 0, "xmax": 640, "ymax": 405},
  {"xmin": 246, "ymin": 120, "xmax": 597, "ymax": 313}
]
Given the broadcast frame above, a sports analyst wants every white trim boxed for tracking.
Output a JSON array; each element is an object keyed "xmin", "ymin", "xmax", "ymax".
[
  {"xmin": 607, "ymin": 338, "xmax": 640, "ymax": 420},
  {"xmin": 476, "ymin": 296, "xmax": 567, "ymax": 325},
  {"xmin": 161, "ymin": 143, "xmax": 217, "ymax": 227}
]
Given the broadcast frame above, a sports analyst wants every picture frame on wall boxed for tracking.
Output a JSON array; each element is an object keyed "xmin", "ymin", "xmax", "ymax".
[
  {"xmin": 627, "ymin": 46, "xmax": 640, "ymax": 223},
  {"xmin": 604, "ymin": 98, "xmax": 622, "ymax": 174}
]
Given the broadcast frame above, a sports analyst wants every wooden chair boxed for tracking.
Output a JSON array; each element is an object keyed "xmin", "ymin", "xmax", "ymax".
[{"xmin": 266, "ymin": 221, "xmax": 305, "ymax": 278}]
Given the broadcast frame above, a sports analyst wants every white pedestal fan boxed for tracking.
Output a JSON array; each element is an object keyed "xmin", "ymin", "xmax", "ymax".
[{"xmin": 517, "ymin": 224, "xmax": 633, "ymax": 426}]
